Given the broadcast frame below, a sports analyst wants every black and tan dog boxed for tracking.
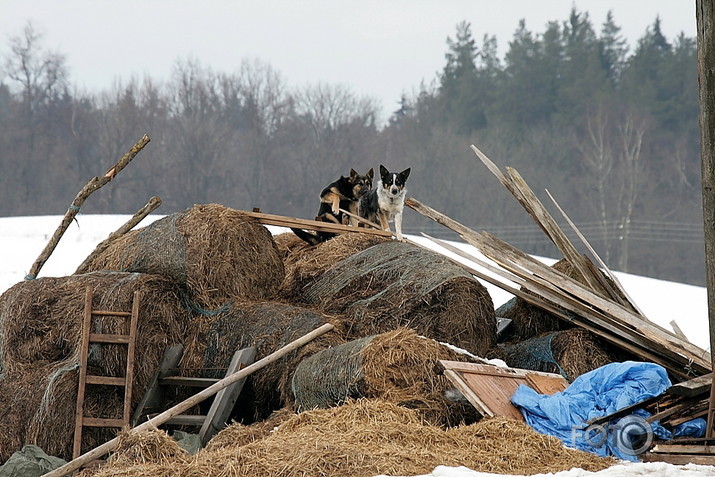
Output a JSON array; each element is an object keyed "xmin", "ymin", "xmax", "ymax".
[
  {"xmin": 292, "ymin": 168, "xmax": 374, "ymax": 245},
  {"xmin": 358, "ymin": 165, "xmax": 410, "ymax": 241}
]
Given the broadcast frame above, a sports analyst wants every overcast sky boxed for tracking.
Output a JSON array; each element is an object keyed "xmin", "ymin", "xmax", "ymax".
[{"xmin": 0, "ymin": 1, "xmax": 697, "ymax": 118}]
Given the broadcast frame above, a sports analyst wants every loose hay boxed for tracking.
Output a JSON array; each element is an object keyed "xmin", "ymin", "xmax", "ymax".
[
  {"xmin": 0, "ymin": 271, "xmax": 192, "ymax": 460},
  {"xmin": 78, "ymin": 203, "xmax": 285, "ymax": 310},
  {"xmin": 293, "ymin": 241, "xmax": 496, "ymax": 356},
  {"xmin": 495, "ymin": 328, "xmax": 615, "ymax": 382},
  {"xmin": 83, "ymin": 399, "xmax": 614, "ymax": 477},
  {"xmin": 291, "ymin": 328, "xmax": 479, "ymax": 426}
]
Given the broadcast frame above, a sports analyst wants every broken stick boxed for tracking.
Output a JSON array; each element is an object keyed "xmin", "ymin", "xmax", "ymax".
[
  {"xmin": 74, "ymin": 196, "xmax": 162, "ymax": 274},
  {"xmin": 26, "ymin": 134, "xmax": 151, "ymax": 280},
  {"xmin": 41, "ymin": 322, "xmax": 335, "ymax": 477}
]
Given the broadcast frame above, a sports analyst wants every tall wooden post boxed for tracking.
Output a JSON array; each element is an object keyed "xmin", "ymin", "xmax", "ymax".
[{"xmin": 696, "ymin": 0, "xmax": 715, "ymax": 439}]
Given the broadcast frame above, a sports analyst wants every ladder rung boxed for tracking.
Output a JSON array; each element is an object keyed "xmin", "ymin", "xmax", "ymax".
[
  {"xmin": 89, "ymin": 333, "xmax": 130, "ymax": 344},
  {"xmin": 159, "ymin": 376, "xmax": 219, "ymax": 387},
  {"xmin": 82, "ymin": 417, "xmax": 126, "ymax": 428},
  {"xmin": 166, "ymin": 415, "xmax": 207, "ymax": 426},
  {"xmin": 91, "ymin": 310, "xmax": 132, "ymax": 317},
  {"xmin": 86, "ymin": 375, "xmax": 127, "ymax": 386}
]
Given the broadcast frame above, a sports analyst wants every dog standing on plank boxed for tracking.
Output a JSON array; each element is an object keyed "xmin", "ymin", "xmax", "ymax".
[
  {"xmin": 358, "ymin": 165, "xmax": 411, "ymax": 241},
  {"xmin": 292, "ymin": 168, "xmax": 374, "ymax": 245}
]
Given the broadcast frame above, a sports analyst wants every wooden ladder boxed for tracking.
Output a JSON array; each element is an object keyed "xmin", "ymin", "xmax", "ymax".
[
  {"xmin": 73, "ymin": 286, "xmax": 140, "ymax": 459},
  {"xmin": 131, "ymin": 344, "xmax": 256, "ymax": 446}
]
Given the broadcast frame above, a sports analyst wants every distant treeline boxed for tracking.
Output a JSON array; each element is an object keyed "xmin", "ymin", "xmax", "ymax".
[{"xmin": 0, "ymin": 9, "xmax": 703, "ymax": 285}]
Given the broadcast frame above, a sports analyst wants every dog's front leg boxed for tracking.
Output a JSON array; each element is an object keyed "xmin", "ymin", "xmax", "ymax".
[
  {"xmin": 379, "ymin": 213, "xmax": 390, "ymax": 233},
  {"xmin": 394, "ymin": 211, "xmax": 404, "ymax": 241}
]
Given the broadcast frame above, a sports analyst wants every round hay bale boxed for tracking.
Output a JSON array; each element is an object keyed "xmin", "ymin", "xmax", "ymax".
[
  {"xmin": 294, "ymin": 241, "xmax": 496, "ymax": 356},
  {"xmin": 272, "ymin": 232, "xmax": 310, "ymax": 261},
  {"xmin": 291, "ymin": 328, "xmax": 479, "ymax": 427},
  {"xmin": 495, "ymin": 328, "xmax": 615, "ymax": 382},
  {"xmin": 86, "ymin": 399, "xmax": 614, "ymax": 477},
  {"xmin": 495, "ymin": 259, "xmax": 579, "ymax": 341},
  {"xmin": 0, "ymin": 272, "xmax": 193, "ymax": 460},
  {"xmin": 77, "ymin": 203, "xmax": 285, "ymax": 310},
  {"xmin": 179, "ymin": 301, "xmax": 344, "ymax": 422},
  {"xmin": 279, "ymin": 232, "xmax": 389, "ymax": 299}
]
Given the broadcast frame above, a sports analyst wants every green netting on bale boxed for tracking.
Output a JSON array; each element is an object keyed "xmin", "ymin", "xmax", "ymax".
[
  {"xmin": 304, "ymin": 241, "xmax": 471, "ymax": 306},
  {"xmin": 116, "ymin": 213, "xmax": 188, "ymax": 284},
  {"xmin": 291, "ymin": 335, "xmax": 374, "ymax": 412},
  {"xmin": 499, "ymin": 333, "xmax": 567, "ymax": 379}
]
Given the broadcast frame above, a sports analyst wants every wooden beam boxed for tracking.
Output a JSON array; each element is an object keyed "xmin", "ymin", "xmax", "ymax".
[{"xmin": 240, "ymin": 210, "xmax": 393, "ymax": 238}]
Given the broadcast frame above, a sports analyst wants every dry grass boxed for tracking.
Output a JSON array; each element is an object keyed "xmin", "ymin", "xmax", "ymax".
[{"xmin": 82, "ymin": 399, "xmax": 615, "ymax": 477}]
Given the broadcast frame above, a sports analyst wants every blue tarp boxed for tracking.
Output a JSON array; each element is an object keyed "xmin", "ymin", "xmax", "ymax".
[{"xmin": 511, "ymin": 361, "xmax": 704, "ymax": 461}]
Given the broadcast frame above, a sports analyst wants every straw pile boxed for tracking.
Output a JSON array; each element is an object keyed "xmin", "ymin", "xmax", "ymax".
[
  {"xmin": 78, "ymin": 204, "xmax": 285, "ymax": 310},
  {"xmin": 290, "ymin": 240, "xmax": 495, "ymax": 356},
  {"xmin": 80, "ymin": 399, "xmax": 614, "ymax": 477},
  {"xmin": 178, "ymin": 300, "xmax": 343, "ymax": 422},
  {"xmin": 494, "ymin": 328, "xmax": 615, "ymax": 382},
  {"xmin": 291, "ymin": 328, "xmax": 479, "ymax": 426},
  {"xmin": 0, "ymin": 271, "xmax": 192, "ymax": 460}
]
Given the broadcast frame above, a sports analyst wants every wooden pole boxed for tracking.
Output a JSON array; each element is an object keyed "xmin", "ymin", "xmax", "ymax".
[
  {"xmin": 26, "ymin": 134, "xmax": 151, "ymax": 280},
  {"xmin": 41, "ymin": 322, "xmax": 334, "ymax": 477},
  {"xmin": 75, "ymin": 196, "xmax": 162, "ymax": 274},
  {"xmin": 696, "ymin": 0, "xmax": 715, "ymax": 439}
]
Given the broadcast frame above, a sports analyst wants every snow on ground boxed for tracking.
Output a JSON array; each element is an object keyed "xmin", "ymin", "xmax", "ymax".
[{"xmin": 1, "ymin": 214, "xmax": 713, "ymax": 476}]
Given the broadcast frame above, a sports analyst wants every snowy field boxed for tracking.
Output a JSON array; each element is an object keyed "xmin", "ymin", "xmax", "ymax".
[{"xmin": 1, "ymin": 214, "xmax": 713, "ymax": 476}]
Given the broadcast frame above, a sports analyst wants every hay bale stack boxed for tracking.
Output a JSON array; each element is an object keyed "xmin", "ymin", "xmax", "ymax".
[
  {"xmin": 279, "ymin": 232, "xmax": 389, "ymax": 298},
  {"xmin": 0, "ymin": 271, "xmax": 192, "ymax": 460},
  {"xmin": 84, "ymin": 399, "xmax": 614, "ymax": 477},
  {"xmin": 179, "ymin": 301, "xmax": 344, "ymax": 422},
  {"xmin": 290, "ymin": 328, "xmax": 478, "ymax": 427},
  {"xmin": 292, "ymin": 241, "xmax": 495, "ymax": 356},
  {"xmin": 495, "ymin": 328, "xmax": 615, "ymax": 382},
  {"xmin": 78, "ymin": 203, "xmax": 285, "ymax": 310}
]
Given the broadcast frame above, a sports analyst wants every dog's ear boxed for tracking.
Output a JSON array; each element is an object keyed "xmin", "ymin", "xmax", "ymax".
[
  {"xmin": 366, "ymin": 168, "xmax": 374, "ymax": 181},
  {"xmin": 379, "ymin": 164, "xmax": 389, "ymax": 177},
  {"xmin": 400, "ymin": 168, "xmax": 411, "ymax": 181},
  {"xmin": 349, "ymin": 168, "xmax": 359, "ymax": 178}
]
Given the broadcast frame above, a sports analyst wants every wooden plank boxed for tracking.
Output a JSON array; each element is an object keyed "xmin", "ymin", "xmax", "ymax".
[
  {"xmin": 82, "ymin": 418, "xmax": 126, "ymax": 428},
  {"xmin": 586, "ymin": 395, "xmax": 661, "ymax": 426},
  {"xmin": 440, "ymin": 361, "xmax": 568, "ymax": 421},
  {"xmin": 166, "ymin": 415, "xmax": 207, "ymax": 426},
  {"xmin": 91, "ymin": 310, "xmax": 132, "ymax": 317},
  {"xmin": 85, "ymin": 376, "xmax": 126, "ymax": 386},
  {"xmin": 200, "ymin": 346, "xmax": 257, "ymax": 444},
  {"xmin": 643, "ymin": 453, "xmax": 715, "ymax": 465},
  {"xmin": 124, "ymin": 291, "xmax": 140, "ymax": 426},
  {"xmin": 240, "ymin": 210, "xmax": 393, "ymax": 237},
  {"xmin": 131, "ymin": 344, "xmax": 184, "ymax": 426},
  {"xmin": 545, "ymin": 188, "xmax": 645, "ymax": 316},
  {"xmin": 668, "ymin": 373, "xmax": 712, "ymax": 397},
  {"xmin": 651, "ymin": 444, "xmax": 715, "ymax": 454},
  {"xmin": 88, "ymin": 333, "xmax": 130, "ymax": 344},
  {"xmin": 73, "ymin": 286, "xmax": 94, "ymax": 459},
  {"xmin": 159, "ymin": 376, "xmax": 220, "ymax": 388}
]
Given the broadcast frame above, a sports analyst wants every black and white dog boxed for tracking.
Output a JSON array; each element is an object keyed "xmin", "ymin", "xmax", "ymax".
[{"xmin": 359, "ymin": 165, "xmax": 411, "ymax": 240}]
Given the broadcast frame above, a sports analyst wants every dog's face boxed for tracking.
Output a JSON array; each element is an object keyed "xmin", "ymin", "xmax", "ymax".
[
  {"xmin": 379, "ymin": 165, "xmax": 410, "ymax": 198},
  {"xmin": 348, "ymin": 168, "xmax": 374, "ymax": 199}
]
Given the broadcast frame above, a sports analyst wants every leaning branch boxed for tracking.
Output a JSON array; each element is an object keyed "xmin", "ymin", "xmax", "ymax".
[
  {"xmin": 75, "ymin": 196, "xmax": 162, "ymax": 274},
  {"xmin": 26, "ymin": 134, "xmax": 151, "ymax": 280}
]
